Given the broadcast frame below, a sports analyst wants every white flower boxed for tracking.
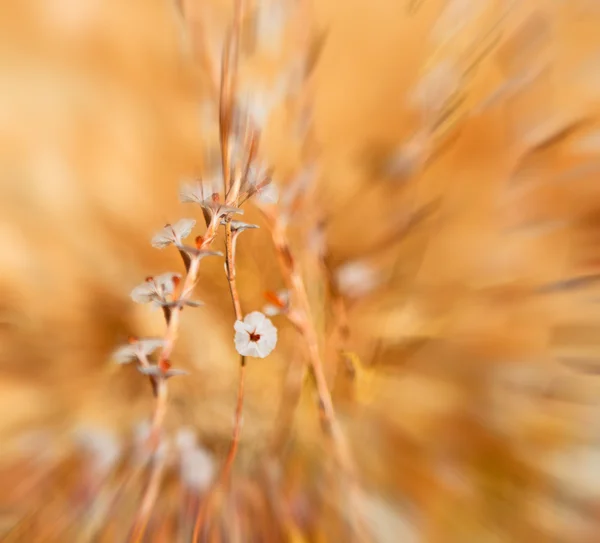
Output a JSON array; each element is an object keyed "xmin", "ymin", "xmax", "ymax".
[
  {"xmin": 112, "ymin": 338, "xmax": 165, "ymax": 364},
  {"xmin": 151, "ymin": 218, "xmax": 196, "ymax": 249},
  {"xmin": 130, "ymin": 272, "xmax": 181, "ymax": 306},
  {"xmin": 263, "ymin": 289, "xmax": 290, "ymax": 316},
  {"xmin": 180, "ymin": 445, "xmax": 215, "ymax": 492},
  {"xmin": 234, "ymin": 311, "xmax": 278, "ymax": 358},
  {"xmin": 336, "ymin": 260, "xmax": 380, "ymax": 298}
]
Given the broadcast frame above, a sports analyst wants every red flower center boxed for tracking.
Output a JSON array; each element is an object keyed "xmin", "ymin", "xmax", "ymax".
[{"xmin": 249, "ymin": 331, "xmax": 261, "ymax": 342}]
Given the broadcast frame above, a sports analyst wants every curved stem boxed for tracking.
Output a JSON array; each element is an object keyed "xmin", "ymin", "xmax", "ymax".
[{"xmin": 219, "ymin": 220, "xmax": 246, "ymax": 481}]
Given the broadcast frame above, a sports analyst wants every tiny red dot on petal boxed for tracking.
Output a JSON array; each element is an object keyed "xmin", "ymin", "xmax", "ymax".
[
  {"xmin": 127, "ymin": 335, "xmax": 138, "ymax": 344},
  {"xmin": 145, "ymin": 276, "xmax": 154, "ymax": 282}
]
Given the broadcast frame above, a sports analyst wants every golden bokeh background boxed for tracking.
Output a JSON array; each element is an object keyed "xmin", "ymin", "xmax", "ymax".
[{"xmin": 2, "ymin": 0, "xmax": 600, "ymax": 540}]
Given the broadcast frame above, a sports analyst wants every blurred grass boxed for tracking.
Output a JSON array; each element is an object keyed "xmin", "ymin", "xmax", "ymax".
[{"xmin": 2, "ymin": 0, "xmax": 600, "ymax": 541}]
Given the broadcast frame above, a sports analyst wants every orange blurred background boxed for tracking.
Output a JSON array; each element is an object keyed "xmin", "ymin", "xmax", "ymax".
[{"xmin": 2, "ymin": 0, "xmax": 600, "ymax": 541}]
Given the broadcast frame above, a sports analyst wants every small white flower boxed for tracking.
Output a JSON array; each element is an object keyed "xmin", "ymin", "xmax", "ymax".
[
  {"xmin": 112, "ymin": 338, "xmax": 165, "ymax": 364},
  {"xmin": 151, "ymin": 218, "xmax": 196, "ymax": 249},
  {"xmin": 336, "ymin": 260, "xmax": 380, "ymax": 298},
  {"xmin": 263, "ymin": 289, "xmax": 290, "ymax": 316},
  {"xmin": 234, "ymin": 311, "xmax": 278, "ymax": 358},
  {"xmin": 180, "ymin": 445, "xmax": 215, "ymax": 492},
  {"xmin": 130, "ymin": 273, "xmax": 181, "ymax": 306}
]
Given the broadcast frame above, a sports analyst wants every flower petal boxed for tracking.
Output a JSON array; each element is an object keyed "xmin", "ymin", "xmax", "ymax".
[
  {"xmin": 243, "ymin": 311, "xmax": 267, "ymax": 329},
  {"xmin": 172, "ymin": 218, "xmax": 196, "ymax": 240},
  {"xmin": 151, "ymin": 226, "xmax": 177, "ymax": 249},
  {"xmin": 179, "ymin": 182, "xmax": 204, "ymax": 204},
  {"xmin": 177, "ymin": 246, "xmax": 224, "ymax": 260},
  {"xmin": 155, "ymin": 272, "xmax": 182, "ymax": 295},
  {"xmin": 130, "ymin": 283, "xmax": 156, "ymax": 304},
  {"xmin": 221, "ymin": 219, "xmax": 260, "ymax": 231},
  {"xmin": 112, "ymin": 345, "xmax": 136, "ymax": 364},
  {"xmin": 138, "ymin": 338, "xmax": 166, "ymax": 357},
  {"xmin": 234, "ymin": 320, "xmax": 249, "ymax": 334},
  {"xmin": 217, "ymin": 205, "xmax": 244, "ymax": 218},
  {"xmin": 138, "ymin": 365, "xmax": 162, "ymax": 377}
]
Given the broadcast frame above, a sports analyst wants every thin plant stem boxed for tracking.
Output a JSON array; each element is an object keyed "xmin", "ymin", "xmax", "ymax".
[
  {"xmin": 220, "ymin": 220, "xmax": 246, "ymax": 482},
  {"xmin": 128, "ymin": 449, "xmax": 167, "ymax": 543},
  {"xmin": 262, "ymin": 212, "xmax": 373, "ymax": 542},
  {"xmin": 131, "ymin": 215, "xmax": 223, "ymax": 543}
]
